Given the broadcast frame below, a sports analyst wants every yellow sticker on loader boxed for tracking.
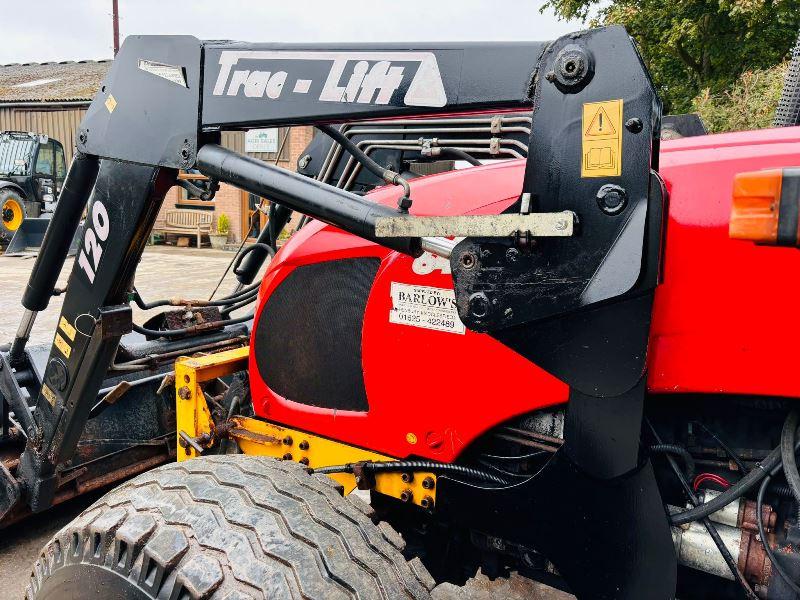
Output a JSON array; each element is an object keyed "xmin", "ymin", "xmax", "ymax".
[
  {"xmin": 41, "ymin": 383, "xmax": 57, "ymax": 407},
  {"xmin": 54, "ymin": 332, "xmax": 71, "ymax": 359},
  {"xmin": 582, "ymin": 99, "xmax": 623, "ymax": 178},
  {"xmin": 59, "ymin": 316, "xmax": 76, "ymax": 342}
]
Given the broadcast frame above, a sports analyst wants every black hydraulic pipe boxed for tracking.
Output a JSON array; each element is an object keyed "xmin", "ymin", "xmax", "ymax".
[
  {"xmin": 22, "ymin": 153, "xmax": 100, "ymax": 311},
  {"xmin": 196, "ymin": 144, "xmax": 421, "ymax": 257},
  {"xmin": 234, "ymin": 206, "xmax": 285, "ymax": 285}
]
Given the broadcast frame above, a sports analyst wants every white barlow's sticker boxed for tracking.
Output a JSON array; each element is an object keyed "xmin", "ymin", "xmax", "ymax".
[
  {"xmin": 138, "ymin": 59, "xmax": 187, "ymax": 87},
  {"xmin": 389, "ymin": 283, "xmax": 465, "ymax": 335}
]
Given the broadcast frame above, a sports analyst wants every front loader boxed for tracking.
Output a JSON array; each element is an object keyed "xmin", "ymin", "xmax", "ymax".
[{"xmin": 2, "ymin": 24, "xmax": 800, "ymax": 599}]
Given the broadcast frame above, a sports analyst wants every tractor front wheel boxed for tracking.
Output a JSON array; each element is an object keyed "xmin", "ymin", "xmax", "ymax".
[
  {"xmin": 0, "ymin": 188, "xmax": 26, "ymax": 246},
  {"xmin": 26, "ymin": 455, "xmax": 434, "ymax": 600}
]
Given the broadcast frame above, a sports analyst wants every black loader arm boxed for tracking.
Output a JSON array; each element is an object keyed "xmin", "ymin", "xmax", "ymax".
[{"xmin": 1, "ymin": 25, "xmax": 673, "ymax": 599}]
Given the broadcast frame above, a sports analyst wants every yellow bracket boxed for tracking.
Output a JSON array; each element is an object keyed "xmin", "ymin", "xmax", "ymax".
[{"xmin": 174, "ymin": 346, "xmax": 437, "ymax": 508}]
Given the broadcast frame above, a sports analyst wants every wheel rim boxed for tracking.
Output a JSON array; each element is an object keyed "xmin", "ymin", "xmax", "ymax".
[{"xmin": 2, "ymin": 198, "xmax": 24, "ymax": 231}]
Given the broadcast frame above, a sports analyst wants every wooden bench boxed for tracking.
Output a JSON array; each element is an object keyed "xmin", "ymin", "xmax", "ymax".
[{"xmin": 153, "ymin": 209, "xmax": 213, "ymax": 247}]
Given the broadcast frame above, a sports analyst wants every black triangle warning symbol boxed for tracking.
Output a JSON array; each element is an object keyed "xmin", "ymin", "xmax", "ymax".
[{"xmin": 585, "ymin": 106, "xmax": 616, "ymax": 137}]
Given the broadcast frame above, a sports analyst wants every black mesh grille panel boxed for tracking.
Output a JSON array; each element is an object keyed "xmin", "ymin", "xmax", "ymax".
[{"xmin": 254, "ymin": 258, "xmax": 380, "ymax": 411}]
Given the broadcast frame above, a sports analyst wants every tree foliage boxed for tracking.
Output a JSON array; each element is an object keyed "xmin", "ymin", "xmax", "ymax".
[
  {"xmin": 543, "ymin": 0, "xmax": 800, "ymax": 113},
  {"xmin": 693, "ymin": 62, "xmax": 786, "ymax": 132}
]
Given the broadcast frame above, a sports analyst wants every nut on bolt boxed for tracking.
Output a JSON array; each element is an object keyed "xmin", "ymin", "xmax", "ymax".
[
  {"xmin": 400, "ymin": 489, "xmax": 414, "ymax": 503},
  {"xmin": 282, "ymin": 453, "xmax": 293, "ymax": 461},
  {"xmin": 401, "ymin": 472, "xmax": 414, "ymax": 483},
  {"xmin": 468, "ymin": 292, "xmax": 492, "ymax": 319},
  {"xmin": 420, "ymin": 496, "xmax": 434, "ymax": 510},
  {"xmin": 177, "ymin": 386, "xmax": 191, "ymax": 400},
  {"xmin": 299, "ymin": 440, "xmax": 310, "ymax": 451},
  {"xmin": 282, "ymin": 436, "xmax": 293, "ymax": 446},
  {"xmin": 422, "ymin": 476, "xmax": 435, "ymax": 490}
]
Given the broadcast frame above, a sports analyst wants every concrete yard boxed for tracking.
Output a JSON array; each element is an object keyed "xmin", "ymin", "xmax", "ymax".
[{"xmin": 0, "ymin": 245, "xmax": 572, "ymax": 600}]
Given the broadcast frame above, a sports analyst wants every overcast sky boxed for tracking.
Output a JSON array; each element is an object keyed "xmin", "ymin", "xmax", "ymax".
[{"xmin": 0, "ymin": 0, "xmax": 583, "ymax": 64}]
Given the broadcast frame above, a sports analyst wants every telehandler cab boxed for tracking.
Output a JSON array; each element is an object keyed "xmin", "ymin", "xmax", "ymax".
[
  {"xmin": 2, "ymin": 24, "xmax": 800, "ymax": 599},
  {"xmin": 0, "ymin": 131, "xmax": 68, "ymax": 250}
]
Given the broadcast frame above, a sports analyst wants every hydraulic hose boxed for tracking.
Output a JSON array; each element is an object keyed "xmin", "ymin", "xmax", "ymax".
[
  {"xmin": 757, "ymin": 470, "xmax": 800, "ymax": 595},
  {"xmin": 131, "ymin": 312, "xmax": 254, "ymax": 338},
  {"xmin": 780, "ymin": 411, "xmax": 800, "ymax": 521},
  {"xmin": 650, "ymin": 444, "xmax": 695, "ymax": 481},
  {"xmin": 432, "ymin": 147, "xmax": 483, "ymax": 166},
  {"xmin": 317, "ymin": 124, "xmax": 413, "ymax": 211},
  {"xmin": 312, "ymin": 460, "xmax": 510, "ymax": 485}
]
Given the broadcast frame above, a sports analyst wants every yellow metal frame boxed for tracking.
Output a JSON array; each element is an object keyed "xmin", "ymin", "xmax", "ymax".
[{"xmin": 174, "ymin": 346, "xmax": 436, "ymax": 508}]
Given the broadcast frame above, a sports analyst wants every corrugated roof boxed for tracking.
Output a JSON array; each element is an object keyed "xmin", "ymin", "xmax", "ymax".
[{"xmin": 0, "ymin": 60, "xmax": 111, "ymax": 103}]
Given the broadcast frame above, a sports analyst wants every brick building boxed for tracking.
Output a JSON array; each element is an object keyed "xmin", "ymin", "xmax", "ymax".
[{"xmin": 0, "ymin": 60, "xmax": 314, "ymax": 243}]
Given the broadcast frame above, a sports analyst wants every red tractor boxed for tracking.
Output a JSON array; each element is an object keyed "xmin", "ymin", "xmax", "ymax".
[{"xmin": 2, "ymin": 24, "xmax": 800, "ymax": 599}]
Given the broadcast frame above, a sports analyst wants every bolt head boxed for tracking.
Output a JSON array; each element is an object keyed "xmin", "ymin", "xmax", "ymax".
[
  {"xmin": 625, "ymin": 117, "xmax": 644, "ymax": 133},
  {"xmin": 459, "ymin": 252, "xmax": 477, "ymax": 270},
  {"xmin": 596, "ymin": 184, "xmax": 628, "ymax": 216}
]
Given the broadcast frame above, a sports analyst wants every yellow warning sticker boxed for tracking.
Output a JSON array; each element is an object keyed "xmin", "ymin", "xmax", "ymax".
[
  {"xmin": 582, "ymin": 99, "xmax": 623, "ymax": 178},
  {"xmin": 54, "ymin": 332, "xmax": 71, "ymax": 359},
  {"xmin": 41, "ymin": 383, "xmax": 57, "ymax": 407},
  {"xmin": 58, "ymin": 316, "xmax": 76, "ymax": 342},
  {"xmin": 105, "ymin": 94, "xmax": 117, "ymax": 113}
]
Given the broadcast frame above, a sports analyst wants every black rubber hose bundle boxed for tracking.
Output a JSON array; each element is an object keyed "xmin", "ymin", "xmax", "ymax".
[
  {"xmin": 131, "ymin": 312, "xmax": 254, "ymax": 338},
  {"xmin": 647, "ymin": 421, "xmax": 757, "ymax": 598}
]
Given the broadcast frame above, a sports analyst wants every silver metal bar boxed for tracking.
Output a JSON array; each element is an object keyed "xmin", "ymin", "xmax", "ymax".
[
  {"xmin": 375, "ymin": 211, "xmax": 576, "ymax": 239},
  {"xmin": 420, "ymin": 237, "xmax": 458, "ymax": 258}
]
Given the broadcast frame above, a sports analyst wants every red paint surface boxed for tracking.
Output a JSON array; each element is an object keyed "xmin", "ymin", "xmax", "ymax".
[{"xmin": 250, "ymin": 126, "xmax": 800, "ymax": 460}]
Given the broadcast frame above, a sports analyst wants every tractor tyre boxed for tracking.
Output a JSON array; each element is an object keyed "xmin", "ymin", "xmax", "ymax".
[
  {"xmin": 26, "ymin": 455, "xmax": 435, "ymax": 600},
  {"xmin": 0, "ymin": 187, "xmax": 26, "ymax": 246}
]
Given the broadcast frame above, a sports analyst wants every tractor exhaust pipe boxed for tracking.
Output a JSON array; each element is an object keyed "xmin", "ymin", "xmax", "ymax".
[{"xmin": 196, "ymin": 144, "xmax": 422, "ymax": 257}]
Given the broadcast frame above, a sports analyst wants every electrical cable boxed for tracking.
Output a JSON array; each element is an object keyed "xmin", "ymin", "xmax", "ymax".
[
  {"xmin": 693, "ymin": 473, "xmax": 731, "ymax": 491},
  {"xmin": 479, "ymin": 450, "xmax": 547, "ymax": 461},
  {"xmin": 647, "ymin": 420, "xmax": 757, "ymax": 598},
  {"xmin": 317, "ymin": 124, "xmax": 413, "ymax": 211}
]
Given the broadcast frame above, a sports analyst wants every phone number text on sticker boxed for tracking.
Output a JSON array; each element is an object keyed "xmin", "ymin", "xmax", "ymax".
[{"xmin": 389, "ymin": 282, "xmax": 465, "ymax": 335}]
